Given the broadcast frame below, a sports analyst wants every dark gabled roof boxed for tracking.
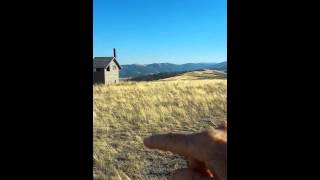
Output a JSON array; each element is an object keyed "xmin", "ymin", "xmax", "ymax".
[{"xmin": 93, "ymin": 57, "xmax": 122, "ymax": 69}]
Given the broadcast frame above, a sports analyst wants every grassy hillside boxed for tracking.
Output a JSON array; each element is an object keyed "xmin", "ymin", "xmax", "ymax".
[
  {"xmin": 129, "ymin": 70, "xmax": 226, "ymax": 82},
  {"xmin": 160, "ymin": 70, "xmax": 226, "ymax": 81},
  {"xmin": 93, "ymin": 71, "xmax": 227, "ymax": 179},
  {"xmin": 129, "ymin": 71, "xmax": 187, "ymax": 81}
]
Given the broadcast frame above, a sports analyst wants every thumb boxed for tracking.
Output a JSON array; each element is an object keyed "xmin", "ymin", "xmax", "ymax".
[
  {"xmin": 170, "ymin": 168, "xmax": 215, "ymax": 180},
  {"xmin": 187, "ymin": 157, "xmax": 214, "ymax": 177}
]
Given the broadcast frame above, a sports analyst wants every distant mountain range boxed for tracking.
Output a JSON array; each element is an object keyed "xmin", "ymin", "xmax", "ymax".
[{"xmin": 120, "ymin": 61, "xmax": 227, "ymax": 78}]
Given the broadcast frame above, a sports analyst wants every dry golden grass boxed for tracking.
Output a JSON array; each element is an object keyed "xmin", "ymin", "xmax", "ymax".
[{"xmin": 93, "ymin": 70, "xmax": 227, "ymax": 180}]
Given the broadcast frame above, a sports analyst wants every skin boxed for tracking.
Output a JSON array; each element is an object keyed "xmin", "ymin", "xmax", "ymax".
[{"xmin": 143, "ymin": 126, "xmax": 227, "ymax": 180}]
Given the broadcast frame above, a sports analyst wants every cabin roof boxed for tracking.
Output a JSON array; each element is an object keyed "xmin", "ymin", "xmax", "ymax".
[{"xmin": 93, "ymin": 57, "xmax": 122, "ymax": 69}]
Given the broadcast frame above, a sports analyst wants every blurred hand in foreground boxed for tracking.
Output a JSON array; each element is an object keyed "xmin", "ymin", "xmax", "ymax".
[{"xmin": 144, "ymin": 127, "xmax": 227, "ymax": 180}]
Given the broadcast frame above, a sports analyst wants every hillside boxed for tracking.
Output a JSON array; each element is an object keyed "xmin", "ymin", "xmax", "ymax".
[
  {"xmin": 129, "ymin": 70, "xmax": 227, "ymax": 82},
  {"xmin": 93, "ymin": 70, "xmax": 227, "ymax": 179},
  {"xmin": 120, "ymin": 61, "xmax": 227, "ymax": 78},
  {"xmin": 209, "ymin": 61, "xmax": 227, "ymax": 71},
  {"xmin": 160, "ymin": 70, "xmax": 227, "ymax": 81},
  {"xmin": 129, "ymin": 71, "xmax": 186, "ymax": 81}
]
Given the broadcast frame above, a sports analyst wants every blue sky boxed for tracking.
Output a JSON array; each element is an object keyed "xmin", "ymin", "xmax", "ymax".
[{"xmin": 94, "ymin": 0, "xmax": 226, "ymax": 65}]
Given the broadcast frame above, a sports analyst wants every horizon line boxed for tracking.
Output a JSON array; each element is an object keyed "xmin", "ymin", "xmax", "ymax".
[{"xmin": 120, "ymin": 60, "xmax": 227, "ymax": 66}]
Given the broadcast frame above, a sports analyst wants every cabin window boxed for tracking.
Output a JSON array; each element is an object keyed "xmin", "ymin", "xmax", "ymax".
[
  {"xmin": 106, "ymin": 66, "xmax": 110, "ymax": 71},
  {"xmin": 96, "ymin": 68, "xmax": 104, "ymax": 72}
]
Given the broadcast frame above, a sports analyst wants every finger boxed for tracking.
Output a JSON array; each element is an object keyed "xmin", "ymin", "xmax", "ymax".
[
  {"xmin": 143, "ymin": 129, "xmax": 222, "ymax": 161},
  {"xmin": 170, "ymin": 168, "xmax": 215, "ymax": 180},
  {"xmin": 216, "ymin": 123, "xmax": 227, "ymax": 131},
  {"xmin": 188, "ymin": 157, "xmax": 214, "ymax": 178},
  {"xmin": 187, "ymin": 157, "xmax": 207, "ymax": 172},
  {"xmin": 144, "ymin": 132, "xmax": 199, "ymax": 159}
]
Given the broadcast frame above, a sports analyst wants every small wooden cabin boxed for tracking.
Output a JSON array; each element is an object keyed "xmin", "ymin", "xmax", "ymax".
[{"xmin": 93, "ymin": 48, "xmax": 122, "ymax": 84}]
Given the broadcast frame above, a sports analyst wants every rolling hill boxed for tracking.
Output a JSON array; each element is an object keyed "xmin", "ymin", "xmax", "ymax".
[
  {"xmin": 129, "ymin": 70, "xmax": 227, "ymax": 81},
  {"xmin": 120, "ymin": 61, "xmax": 227, "ymax": 78}
]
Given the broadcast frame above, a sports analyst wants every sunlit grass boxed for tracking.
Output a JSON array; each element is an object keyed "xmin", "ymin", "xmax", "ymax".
[{"xmin": 93, "ymin": 70, "xmax": 227, "ymax": 179}]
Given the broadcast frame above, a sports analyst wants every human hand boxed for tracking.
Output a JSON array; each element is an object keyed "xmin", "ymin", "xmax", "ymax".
[{"xmin": 144, "ymin": 127, "xmax": 227, "ymax": 180}]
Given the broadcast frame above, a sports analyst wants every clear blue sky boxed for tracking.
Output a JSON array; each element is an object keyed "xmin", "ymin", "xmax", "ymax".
[{"xmin": 94, "ymin": 0, "xmax": 226, "ymax": 65}]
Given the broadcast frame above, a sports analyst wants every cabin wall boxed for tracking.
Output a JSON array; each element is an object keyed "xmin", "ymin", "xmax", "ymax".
[
  {"xmin": 93, "ymin": 71, "xmax": 105, "ymax": 84},
  {"xmin": 105, "ymin": 60, "xmax": 119, "ymax": 84}
]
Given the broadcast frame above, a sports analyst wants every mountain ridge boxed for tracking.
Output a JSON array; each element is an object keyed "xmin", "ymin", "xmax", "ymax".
[{"xmin": 120, "ymin": 61, "xmax": 227, "ymax": 78}]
